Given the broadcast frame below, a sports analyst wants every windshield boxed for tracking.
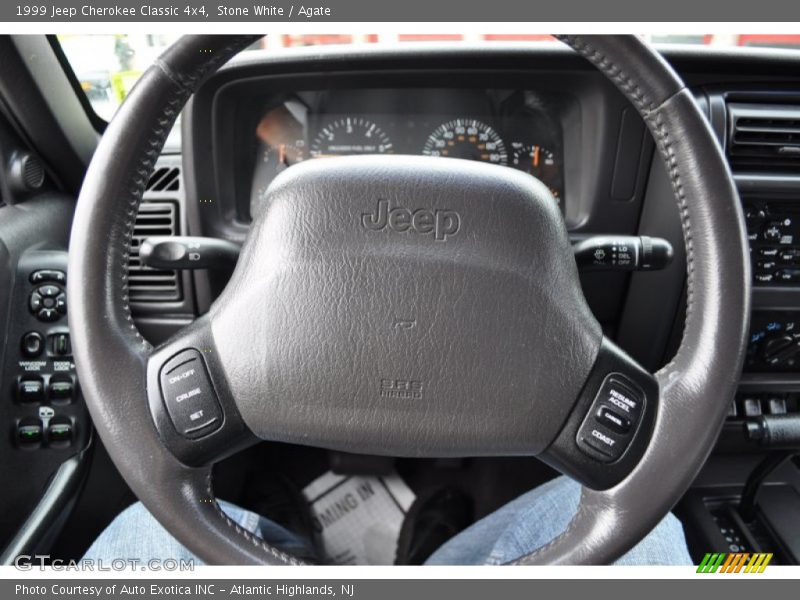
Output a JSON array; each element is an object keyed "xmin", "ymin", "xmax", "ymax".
[{"xmin": 58, "ymin": 33, "xmax": 800, "ymax": 124}]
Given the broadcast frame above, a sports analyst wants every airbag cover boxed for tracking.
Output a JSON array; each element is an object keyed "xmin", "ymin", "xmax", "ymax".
[{"xmin": 210, "ymin": 155, "xmax": 602, "ymax": 456}]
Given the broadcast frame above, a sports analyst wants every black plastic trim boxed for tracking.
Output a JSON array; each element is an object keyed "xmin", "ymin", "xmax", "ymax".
[
  {"xmin": 45, "ymin": 35, "xmax": 107, "ymax": 134},
  {"xmin": 0, "ymin": 445, "xmax": 90, "ymax": 565}
]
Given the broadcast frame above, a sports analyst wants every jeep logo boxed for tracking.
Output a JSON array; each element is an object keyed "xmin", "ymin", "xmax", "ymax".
[{"xmin": 361, "ymin": 199, "xmax": 461, "ymax": 241}]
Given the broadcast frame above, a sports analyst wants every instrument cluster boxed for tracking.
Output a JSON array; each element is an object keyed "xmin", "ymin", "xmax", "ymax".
[{"xmin": 250, "ymin": 89, "xmax": 565, "ymax": 216}]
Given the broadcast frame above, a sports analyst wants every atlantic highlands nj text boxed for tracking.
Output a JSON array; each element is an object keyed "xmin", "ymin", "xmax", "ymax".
[{"xmin": 14, "ymin": 3, "xmax": 332, "ymax": 19}]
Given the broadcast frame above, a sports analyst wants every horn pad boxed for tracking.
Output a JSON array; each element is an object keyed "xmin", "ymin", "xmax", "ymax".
[{"xmin": 210, "ymin": 155, "xmax": 602, "ymax": 457}]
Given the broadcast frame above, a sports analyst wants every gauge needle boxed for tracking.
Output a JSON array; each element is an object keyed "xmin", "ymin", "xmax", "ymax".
[{"xmin": 533, "ymin": 145, "xmax": 540, "ymax": 168}]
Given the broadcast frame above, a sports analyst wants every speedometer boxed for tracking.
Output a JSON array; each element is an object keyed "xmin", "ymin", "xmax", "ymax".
[
  {"xmin": 422, "ymin": 119, "xmax": 508, "ymax": 166},
  {"xmin": 310, "ymin": 117, "xmax": 393, "ymax": 158}
]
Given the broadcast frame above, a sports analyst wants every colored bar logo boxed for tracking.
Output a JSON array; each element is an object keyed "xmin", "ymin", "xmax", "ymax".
[{"xmin": 696, "ymin": 552, "xmax": 773, "ymax": 573}]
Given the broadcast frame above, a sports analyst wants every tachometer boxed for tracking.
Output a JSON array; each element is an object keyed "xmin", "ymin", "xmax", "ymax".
[
  {"xmin": 422, "ymin": 119, "xmax": 508, "ymax": 165},
  {"xmin": 310, "ymin": 117, "xmax": 393, "ymax": 157},
  {"xmin": 510, "ymin": 142, "xmax": 563, "ymax": 201}
]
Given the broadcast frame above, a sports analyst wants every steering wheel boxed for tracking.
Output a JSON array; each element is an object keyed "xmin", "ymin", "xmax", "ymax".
[{"xmin": 68, "ymin": 35, "xmax": 750, "ymax": 565}]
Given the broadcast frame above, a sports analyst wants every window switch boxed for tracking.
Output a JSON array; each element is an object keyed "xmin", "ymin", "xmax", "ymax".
[
  {"xmin": 17, "ymin": 376, "xmax": 44, "ymax": 403},
  {"xmin": 17, "ymin": 420, "xmax": 43, "ymax": 446},
  {"xmin": 48, "ymin": 418, "xmax": 73, "ymax": 446},
  {"xmin": 48, "ymin": 377, "xmax": 74, "ymax": 402}
]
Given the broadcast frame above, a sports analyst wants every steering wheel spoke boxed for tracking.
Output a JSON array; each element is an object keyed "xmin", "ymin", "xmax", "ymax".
[
  {"xmin": 147, "ymin": 315, "xmax": 257, "ymax": 467},
  {"xmin": 539, "ymin": 338, "xmax": 659, "ymax": 490}
]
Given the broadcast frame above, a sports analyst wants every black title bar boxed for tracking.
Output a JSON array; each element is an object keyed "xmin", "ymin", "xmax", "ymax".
[{"xmin": 3, "ymin": 0, "xmax": 800, "ymax": 22}]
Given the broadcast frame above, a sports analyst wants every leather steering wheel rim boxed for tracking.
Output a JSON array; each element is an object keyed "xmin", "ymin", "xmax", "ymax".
[{"xmin": 68, "ymin": 35, "xmax": 750, "ymax": 565}]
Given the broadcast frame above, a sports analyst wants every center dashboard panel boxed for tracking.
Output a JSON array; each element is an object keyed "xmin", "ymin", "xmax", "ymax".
[{"xmin": 698, "ymin": 87, "xmax": 800, "ymax": 451}]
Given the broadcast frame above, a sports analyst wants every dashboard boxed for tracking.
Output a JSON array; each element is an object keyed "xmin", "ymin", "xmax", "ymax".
[
  {"xmin": 187, "ymin": 51, "xmax": 656, "ymax": 328},
  {"xmin": 249, "ymin": 88, "xmax": 565, "ymax": 217}
]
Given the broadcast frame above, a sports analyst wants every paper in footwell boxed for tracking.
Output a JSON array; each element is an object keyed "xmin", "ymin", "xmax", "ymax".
[{"xmin": 302, "ymin": 470, "xmax": 416, "ymax": 565}]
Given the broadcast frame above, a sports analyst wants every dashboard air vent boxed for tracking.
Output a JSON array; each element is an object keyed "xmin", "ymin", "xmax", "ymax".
[
  {"xmin": 728, "ymin": 103, "xmax": 800, "ymax": 172},
  {"xmin": 145, "ymin": 166, "xmax": 181, "ymax": 192},
  {"xmin": 127, "ymin": 201, "xmax": 182, "ymax": 302}
]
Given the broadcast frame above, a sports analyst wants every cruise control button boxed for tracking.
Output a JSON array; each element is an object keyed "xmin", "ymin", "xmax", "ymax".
[
  {"xmin": 596, "ymin": 406, "xmax": 631, "ymax": 434},
  {"xmin": 577, "ymin": 373, "xmax": 645, "ymax": 463},
  {"xmin": 598, "ymin": 376, "xmax": 643, "ymax": 418},
  {"xmin": 580, "ymin": 427, "xmax": 620, "ymax": 460},
  {"xmin": 159, "ymin": 349, "xmax": 222, "ymax": 439}
]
